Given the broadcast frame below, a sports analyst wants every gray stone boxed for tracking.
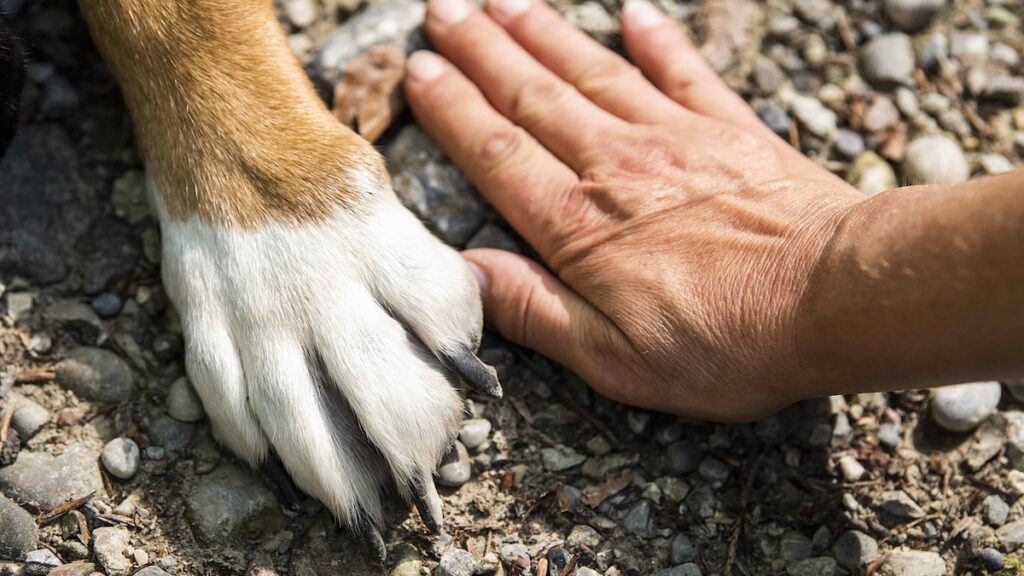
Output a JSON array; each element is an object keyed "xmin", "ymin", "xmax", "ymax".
[
  {"xmin": 10, "ymin": 395, "xmax": 49, "ymax": 440},
  {"xmin": 40, "ymin": 76, "xmax": 79, "ymax": 119},
  {"xmin": 55, "ymin": 347, "xmax": 135, "ymax": 403},
  {"xmin": 390, "ymin": 543, "xmax": 421, "ymax": 576},
  {"xmin": 0, "ymin": 443, "xmax": 106, "ymax": 509},
  {"xmin": 930, "ymin": 381, "xmax": 1000, "ymax": 432},
  {"xmin": 860, "ymin": 34, "xmax": 915, "ymax": 86},
  {"xmin": 166, "ymin": 378, "xmax": 205, "ymax": 423},
  {"xmin": 834, "ymin": 129, "xmax": 865, "ymax": 159},
  {"xmin": 833, "ymin": 530, "xmax": 879, "ymax": 569},
  {"xmin": 44, "ymin": 300, "xmax": 102, "ymax": 342},
  {"xmin": 566, "ymin": 524, "xmax": 601, "ymax": 549},
  {"xmin": 879, "ymin": 491, "xmax": 926, "ymax": 520},
  {"xmin": 996, "ymin": 519, "xmax": 1024, "ymax": 549},
  {"xmin": 903, "ymin": 135, "xmax": 970, "ymax": 186},
  {"xmin": 980, "ymin": 154, "xmax": 1014, "ymax": 176},
  {"xmin": 48, "ymin": 562, "xmax": 96, "ymax": 576},
  {"xmin": 284, "ymin": 0, "xmax": 317, "ymax": 27},
  {"xmin": 698, "ymin": 457, "xmax": 729, "ymax": 482},
  {"xmin": 838, "ymin": 455, "xmax": 866, "ymax": 482},
  {"xmin": 110, "ymin": 171, "xmax": 151, "ymax": 225},
  {"xmin": 101, "ymin": 438, "xmax": 140, "ymax": 480},
  {"xmin": 147, "ymin": 414, "xmax": 195, "ymax": 452},
  {"xmin": 671, "ymin": 533, "xmax": 697, "ymax": 564},
  {"xmin": 684, "ymin": 484, "xmax": 718, "ymax": 518},
  {"xmin": 780, "ymin": 531, "xmax": 812, "ymax": 563},
  {"xmin": 877, "ymin": 549, "xmax": 945, "ymax": 576},
  {"xmin": 499, "ymin": 543, "xmax": 530, "ymax": 570},
  {"xmin": 878, "ymin": 422, "xmax": 901, "ymax": 451},
  {"xmin": 465, "ymin": 224, "xmax": 520, "ymax": 253},
  {"xmin": 656, "ymin": 565, "xmax": 701, "ymax": 576},
  {"xmin": 435, "ymin": 548, "xmax": 475, "ymax": 576},
  {"xmin": 541, "ymin": 445, "xmax": 586, "ymax": 472},
  {"xmin": 788, "ymin": 95, "xmax": 837, "ymax": 138},
  {"xmin": 24, "ymin": 549, "xmax": 61, "ymax": 575},
  {"xmin": 57, "ymin": 540, "xmax": 88, "ymax": 561},
  {"xmin": 756, "ymin": 103, "xmax": 790, "ymax": 135},
  {"xmin": 623, "ymin": 499, "xmax": 654, "ymax": 538},
  {"xmin": 90, "ymin": 293, "xmax": 122, "ymax": 318},
  {"xmin": 752, "ymin": 59, "xmax": 785, "ymax": 94},
  {"xmin": 457, "ymin": 418, "xmax": 491, "ymax": 450},
  {"xmin": 983, "ymin": 494, "xmax": 1009, "ymax": 527},
  {"xmin": 982, "ymin": 76, "xmax": 1024, "ymax": 104},
  {"xmin": 883, "ymin": 0, "xmax": 946, "ymax": 31},
  {"xmin": 787, "ymin": 557, "xmax": 837, "ymax": 576},
  {"xmin": 92, "ymin": 527, "xmax": 131, "ymax": 576},
  {"xmin": 1008, "ymin": 381, "xmax": 1024, "ymax": 402},
  {"xmin": 978, "ymin": 548, "xmax": 1004, "ymax": 571},
  {"xmin": 186, "ymin": 464, "xmax": 286, "ymax": 542},
  {"xmin": 849, "ymin": 151, "xmax": 897, "ymax": 196},
  {"xmin": 0, "ymin": 495, "xmax": 38, "ymax": 561},
  {"xmin": 437, "ymin": 441, "xmax": 471, "ymax": 487},
  {"xmin": 666, "ymin": 441, "xmax": 704, "ymax": 476},
  {"xmin": 316, "ymin": 0, "xmax": 426, "ymax": 84}
]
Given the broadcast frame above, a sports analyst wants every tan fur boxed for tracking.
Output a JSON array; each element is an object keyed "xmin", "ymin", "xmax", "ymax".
[{"xmin": 78, "ymin": 0, "xmax": 384, "ymax": 227}]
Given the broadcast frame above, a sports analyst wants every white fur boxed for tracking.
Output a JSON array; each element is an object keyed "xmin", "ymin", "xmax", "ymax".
[{"xmin": 151, "ymin": 183, "xmax": 482, "ymax": 529}]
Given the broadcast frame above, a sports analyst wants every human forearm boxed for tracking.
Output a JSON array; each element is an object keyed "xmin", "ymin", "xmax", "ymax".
[{"xmin": 800, "ymin": 170, "xmax": 1024, "ymax": 397}]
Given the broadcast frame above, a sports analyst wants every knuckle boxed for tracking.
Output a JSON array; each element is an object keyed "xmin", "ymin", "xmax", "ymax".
[
  {"xmin": 509, "ymin": 75, "xmax": 568, "ymax": 126},
  {"xmin": 575, "ymin": 59, "xmax": 641, "ymax": 99},
  {"xmin": 476, "ymin": 125, "xmax": 530, "ymax": 172}
]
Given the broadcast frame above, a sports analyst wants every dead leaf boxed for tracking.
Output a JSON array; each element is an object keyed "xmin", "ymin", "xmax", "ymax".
[
  {"xmin": 581, "ymin": 470, "xmax": 633, "ymax": 508},
  {"xmin": 332, "ymin": 45, "xmax": 406, "ymax": 143}
]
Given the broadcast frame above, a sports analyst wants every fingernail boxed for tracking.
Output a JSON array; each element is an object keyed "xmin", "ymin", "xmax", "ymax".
[
  {"xmin": 488, "ymin": 0, "xmax": 530, "ymax": 20},
  {"xmin": 406, "ymin": 51, "xmax": 445, "ymax": 82},
  {"xmin": 429, "ymin": 0, "xmax": 471, "ymax": 24},
  {"xmin": 465, "ymin": 261, "xmax": 490, "ymax": 295},
  {"xmin": 623, "ymin": 0, "xmax": 663, "ymax": 29}
]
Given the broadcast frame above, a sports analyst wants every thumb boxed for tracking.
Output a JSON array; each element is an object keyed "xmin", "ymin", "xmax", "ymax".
[{"xmin": 461, "ymin": 248, "xmax": 611, "ymax": 379}]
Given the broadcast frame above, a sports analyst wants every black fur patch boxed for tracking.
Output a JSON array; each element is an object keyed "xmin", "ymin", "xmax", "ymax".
[{"xmin": 0, "ymin": 10, "xmax": 24, "ymax": 156}]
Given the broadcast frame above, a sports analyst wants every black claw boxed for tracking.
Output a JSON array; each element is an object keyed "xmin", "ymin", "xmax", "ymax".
[
  {"xmin": 439, "ymin": 346, "xmax": 503, "ymax": 399},
  {"xmin": 261, "ymin": 455, "xmax": 304, "ymax": 511},
  {"xmin": 357, "ymin": 519, "xmax": 387, "ymax": 566},
  {"xmin": 409, "ymin": 475, "xmax": 440, "ymax": 533}
]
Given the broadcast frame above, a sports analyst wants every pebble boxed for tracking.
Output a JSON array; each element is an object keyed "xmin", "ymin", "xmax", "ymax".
[
  {"xmin": 698, "ymin": 457, "xmax": 729, "ymax": 482},
  {"xmin": 166, "ymin": 378, "xmax": 205, "ymax": 423},
  {"xmin": 134, "ymin": 568, "xmax": 171, "ymax": 576},
  {"xmin": 89, "ymin": 292, "xmax": 123, "ymax": 318},
  {"xmin": 435, "ymin": 548, "xmax": 475, "ymax": 576},
  {"xmin": 859, "ymin": 34, "xmax": 915, "ymax": 86},
  {"xmin": 834, "ymin": 129, "xmax": 865, "ymax": 159},
  {"xmin": 786, "ymin": 557, "xmax": 836, "ymax": 576},
  {"xmin": 838, "ymin": 455, "xmax": 866, "ymax": 482},
  {"xmin": 883, "ymin": 0, "xmax": 946, "ymax": 31},
  {"xmin": 93, "ymin": 527, "xmax": 132, "ymax": 576},
  {"xmin": 983, "ymin": 77, "xmax": 1024, "ymax": 104},
  {"xmin": 671, "ymin": 533, "xmax": 697, "ymax": 564},
  {"xmin": 756, "ymin": 103, "xmax": 791, "ymax": 135},
  {"xmin": 24, "ymin": 549, "xmax": 61, "ymax": 576},
  {"xmin": 903, "ymin": 135, "xmax": 970, "ymax": 185},
  {"xmin": 0, "ymin": 443, "xmax": 106, "ymax": 509},
  {"xmin": 657, "ymin": 476, "xmax": 690, "ymax": 503},
  {"xmin": 385, "ymin": 126, "xmax": 489, "ymax": 246},
  {"xmin": 390, "ymin": 543, "xmax": 422, "ymax": 576},
  {"xmin": 465, "ymin": 223, "xmax": 520, "ymax": 253},
  {"xmin": 44, "ymin": 300, "xmax": 103, "ymax": 341},
  {"xmin": 656, "ymin": 565, "xmax": 702, "ymax": 576},
  {"xmin": 457, "ymin": 418, "xmax": 491, "ymax": 450},
  {"xmin": 878, "ymin": 422, "xmax": 901, "ymax": 450},
  {"xmin": 996, "ymin": 519, "xmax": 1024, "ymax": 549},
  {"xmin": 499, "ymin": 543, "xmax": 530, "ymax": 571},
  {"xmin": 780, "ymin": 531, "xmax": 812, "ymax": 563},
  {"xmin": 49, "ymin": 563, "xmax": 97, "ymax": 576},
  {"xmin": 10, "ymin": 395, "xmax": 49, "ymax": 440},
  {"xmin": 666, "ymin": 441, "xmax": 704, "ymax": 476},
  {"xmin": 146, "ymin": 414, "xmax": 195, "ymax": 452},
  {"xmin": 788, "ymin": 95, "xmax": 837, "ymax": 138},
  {"xmin": 101, "ymin": 438, "xmax": 141, "ymax": 480},
  {"xmin": 849, "ymin": 151, "xmax": 897, "ymax": 196},
  {"xmin": 982, "ymin": 494, "xmax": 1009, "ymax": 527},
  {"xmin": 930, "ymin": 381, "xmax": 1001, "ymax": 432},
  {"xmin": 186, "ymin": 464, "xmax": 286, "ymax": 542},
  {"xmin": 56, "ymin": 347, "xmax": 135, "ymax": 403},
  {"xmin": 437, "ymin": 441, "xmax": 471, "ymax": 487},
  {"xmin": 284, "ymin": 0, "xmax": 317, "ymax": 27},
  {"xmin": 833, "ymin": 530, "xmax": 879, "ymax": 569},
  {"xmin": 0, "ymin": 495, "xmax": 38, "ymax": 561},
  {"xmin": 541, "ymin": 445, "xmax": 586, "ymax": 472},
  {"xmin": 752, "ymin": 59, "xmax": 785, "ymax": 94},
  {"xmin": 862, "ymin": 96, "xmax": 900, "ymax": 132},
  {"xmin": 877, "ymin": 549, "xmax": 945, "ymax": 576},
  {"xmin": 316, "ymin": 0, "xmax": 426, "ymax": 83},
  {"xmin": 40, "ymin": 76, "xmax": 79, "ymax": 119},
  {"xmin": 110, "ymin": 171, "xmax": 151, "ymax": 225},
  {"xmin": 566, "ymin": 524, "xmax": 602, "ymax": 549},
  {"xmin": 793, "ymin": 0, "xmax": 832, "ymax": 25},
  {"xmin": 623, "ymin": 499, "xmax": 654, "ymax": 538},
  {"xmin": 978, "ymin": 548, "xmax": 1004, "ymax": 571},
  {"xmin": 879, "ymin": 490, "xmax": 926, "ymax": 520},
  {"xmin": 980, "ymin": 154, "xmax": 1013, "ymax": 175},
  {"xmin": 1007, "ymin": 381, "xmax": 1024, "ymax": 402}
]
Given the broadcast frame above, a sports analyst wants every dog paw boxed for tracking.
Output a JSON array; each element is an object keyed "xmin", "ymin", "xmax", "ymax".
[{"xmin": 154, "ymin": 173, "xmax": 500, "ymax": 558}]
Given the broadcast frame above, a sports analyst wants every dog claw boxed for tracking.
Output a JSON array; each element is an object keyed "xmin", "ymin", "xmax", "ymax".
[
  {"xmin": 357, "ymin": 519, "xmax": 387, "ymax": 566},
  {"xmin": 440, "ymin": 347, "xmax": 503, "ymax": 399},
  {"xmin": 409, "ymin": 473, "xmax": 443, "ymax": 532},
  {"xmin": 261, "ymin": 454, "xmax": 304, "ymax": 511}
]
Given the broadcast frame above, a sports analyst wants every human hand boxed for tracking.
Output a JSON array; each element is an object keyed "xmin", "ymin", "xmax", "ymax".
[{"xmin": 403, "ymin": 0, "xmax": 870, "ymax": 420}]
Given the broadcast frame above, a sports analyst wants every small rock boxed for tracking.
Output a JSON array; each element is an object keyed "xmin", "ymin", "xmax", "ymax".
[
  {"xmin": 752, "ymin": 59, "xmax": 785, "ymax": 95},
  {"xmin": 465, "ymin": 223, "xmax": 520, "ymax": 253},
  {"xmin": 457, "ymin": 419, "xmax": 491, "ymax": 450},
  {"xmin": 56, "ymin": 347, "xmax": 135, "ymax": 403},
  {"xmin": 0, "ymin": 495, "xmax": 38, "ymax": 561},
  {"xmin": 656, "ymin": 565, "xmax": 702, "ymax": 576},
  {"xmin": 541, "ymin": 445, "xmax": 586, "ymax": 472},
  {"xmin": 878, "ymin": 422, "xmax": 901, "ymax": 450},
  {"xmin": 978, "ymin": 547, "xmax": 1004, "ymax": 571},
  {"xmin": 833, "ymin": 530, "xmax": 879, "ymax": 569},
  {"xmin": 671, "ymin": 533, "xmax": 697, "ymax": 564},
  {"xmin": 789, "ymin": 95, "xmax": 837, "ymax": 138},
  {"xmin": 499, "ymin": 543, "xmax": 530, "ymax": 571},
  {"xmin": 930, "ymin": 381, "xmax": 1001, "ymax": 432},
  {"xmin": 390, "ymin": 543, "xmax": 421, "ymax": 576},
  {"xmin": 435, "ymin": 548, "xmax": 475, "ymax": 576},
  {"xmin": 838, "ymin": 455, "xmax": 866, "ymax": 482},
  {"xmin": 40, "ymin": 76, "xmax": 79, "ymax": 119},
  {"xmin": 90, "ymin": 293, "xmax": 122, "ymax": 318},
  {"xmin": 436, "ymin": 441, "xmax": 471, "ymax": 487},
  {"xmin": 44, "ymin": 300, "xmax": 103, "ymax": 342},
  {"xmin": 903, "ymin": 135, "xmax": 970, "ymax": 185},
  {"xmin": 133, "ymin": 568, "xmax": 171, "ymax": 576},
  {"xmin": 860, "ymin": 34, "xmax": 915, "ymax": 86},
  {"xmin": 147, "ymin": 414, "xmax": 195, "ymax": 452},
  {"xmin": 623, "ymin": 499, "xmax": 654, "ymax": 538},
  {"xmin": 982, "ymin": 77, "xmax": 1024, "ymax": 104},
  {"xmin": 316, "ymin": 0, "xmax": 426, "ymax": 83},
  {"xmin": 110, "ymin": 171, "xmax": 151, "ymax": 225},
  {"xmin": 166, "ymin": 378, "xmax": 205, "ymax": 423},
  {"xmin": 93, "ymin": 527, "xmax": 132, "ymax": 576},
  {"xmin": 101, "ymin": 438, "xmax": 140, "ymax": 480},
  {"xmin": 0, "ymin": 444, "xmax": 106, "ymax": 509},
  {"xmin": 24, "ymin": 549, "xmax": 61, "ymax": 576},
  {"xmin": 787, "ymin": 557, "xmax": 837, "ymax": 576},
  {"xmin": 883, "ymin": 0, "xmax": 946, "ymax": 31},
  {"xmin": 877, "ymin": 549, "xmax": 945, "ymax": 576},
  {"xmin": 980, "ymin": 154, "xmax": 1013, "ymax": 175},
  {"xmin": 996, "ymin": 519, "xmax": 1024, "ymax": 549},
  {"xmin": 862, "ymin": 96, "xmax": 900, "ymax": 132},
  {"xmin": 49, "ymin": 563, "xmax": 98, "ymax": 576},
  {"xmin": 10, "ymin": 395, "xmax": 49, "ymax": 440},
  {"xmin": 756, "ymin": 103, "xmax": 791, "ymax": 135},
  {"xmin": 834, "ymin": 129, "xmax": 865, "ymax": 159},
  {"xmin": 698, "ymin": 457, "xmax": 729, "ymax": 482},
  {"xmin": 58, "ymin": 540, "xmax": 88, "ymax": 561},
  {"xmin": 780, "ymin": 531, "xmax": 812, "ymax": 563},
  {"xmin": 284, "ymin": 0, "xmax": 317, "ymax": 27},
  {"xmin": 6, "ymin": 292, "xmax": 35, "ymax": 322},
  {"xmin": 849, "ymin": 151, "xmax": 897, "ymax": 196},
  {"xmin": 666, "ymin": 441, "xmax": 704, "ymax": 475},
  {"xmin": 186, "ymin": 464, "xmax": 286, "ymax": 542},
  {"xmin": 793, "ymin": 0, "xmax": 832, "ymax": 24},
  {"xmin": 879, "ymin": 490, "xmax": 926, "ymax": 520},
  {"xmin": 566, "ymin": 524, "xmax": 602, "ymax": 549},
  {"xmin": 983, "ymin": 494, "xmax": 1009, "ymax": 527}
]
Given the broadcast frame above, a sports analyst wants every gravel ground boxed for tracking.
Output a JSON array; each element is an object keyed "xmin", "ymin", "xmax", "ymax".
[{"xmin": 0, "ymin": 0, "xmax": 1022, "ymax": 574}]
